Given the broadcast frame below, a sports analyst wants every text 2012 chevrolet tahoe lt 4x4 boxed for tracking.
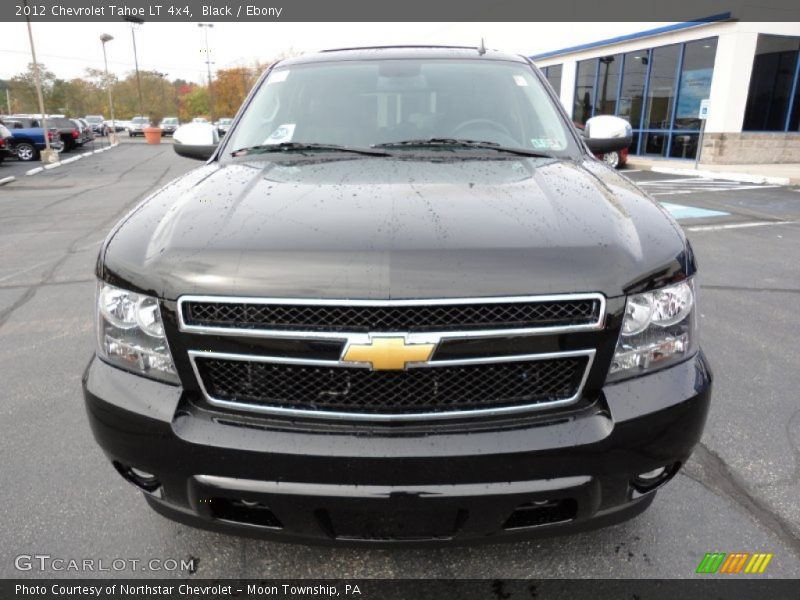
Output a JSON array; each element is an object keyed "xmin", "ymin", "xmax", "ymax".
[{"xmin": 83, "ymin": 46, "xmax": 712, "ymax": 544}]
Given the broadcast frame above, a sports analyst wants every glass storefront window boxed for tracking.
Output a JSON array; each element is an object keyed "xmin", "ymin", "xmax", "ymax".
[
  {"xmin": 594, "ymin": 55, "xmax": 621, "ymax": 115},
  {"xmin": 618, "ymin": 52, "xmax": 648, "ymax": 129},
  {"xmin": 644, "ymin": 45, "xmax": 680, "ymax": 130},
  {"xmin": 544, "ymin": 64, "xmax": 563, "ymax": 98},
  {"xmin": 642, "ymin": 131, "xmax": 668, "ymax": 156},
  {"xmin": 573, "ymin": 59, "xmax": 597, "ymax": 125},
  {"xmin": 565, "ymin": 36, "xmax": 721, "ymax": 159},
  {"xmin": 669, "ymin": 133, "xmax": 699, "ymax": 158},
  {"xmin": 743, "ymin": 35, "xmax": 800, "ymax": 131},
  {"xmin": 791, "ymin": 78, "xmax": 800, "ymax": 132},
  {"xmin": 674, "ymin": 38, "xmax": 718, "ymax": 130}
]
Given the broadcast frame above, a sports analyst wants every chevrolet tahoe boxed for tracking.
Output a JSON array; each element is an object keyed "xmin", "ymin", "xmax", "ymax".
[{"xmin": 83, "ymin": 46, "xmax": 712, "ymax": 545}]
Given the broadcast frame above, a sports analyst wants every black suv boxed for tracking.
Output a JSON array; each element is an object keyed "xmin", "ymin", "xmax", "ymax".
[{"xmin": 83, "ymin": 47, "xmax": 712, "ymax": 545}]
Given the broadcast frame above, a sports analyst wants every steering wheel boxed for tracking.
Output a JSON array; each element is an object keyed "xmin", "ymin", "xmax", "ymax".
[{"xmin": 451, "ymin": 118, "xmax": 513, "ymax": 139}]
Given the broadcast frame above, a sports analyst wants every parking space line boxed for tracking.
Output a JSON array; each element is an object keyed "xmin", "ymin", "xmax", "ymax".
[
  {"xmin": 26, "ymin": 167, "xmax": 44, "ymax": 176},
  {"xmin": 685, "ymin": 220, "xmax": 794, "ymax": 232},
  {"xmin": 0, "ymin": 176, "xmax": 15, "ymax": 186}
]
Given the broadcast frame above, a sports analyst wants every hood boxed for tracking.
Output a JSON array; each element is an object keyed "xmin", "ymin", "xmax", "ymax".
[{"xmin": 101, "ymin": 156, "xmax": 690, "ymax": 300}]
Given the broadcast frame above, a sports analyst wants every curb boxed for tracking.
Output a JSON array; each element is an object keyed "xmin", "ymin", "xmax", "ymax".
[
  {"xmin": 626, "ymin": 160, "xmax": 795, "ymax": 186},
  {"xmin": 650, "ymin": 166, "xmax": 791, "ymax": 186},
  {"xmin": 0, "ymin": 176, "xmax": 16, "ymax": 186},
  {"xmin": 25, "ymin": 142, "xmax": 119, "ymax": 177}
]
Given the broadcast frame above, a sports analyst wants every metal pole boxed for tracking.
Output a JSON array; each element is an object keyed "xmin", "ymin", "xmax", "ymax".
[
  {"xmin": 23, "ymin": 0, "xmax": 50, "ymax": 153},
  {"xmin": 694, "ymin": 119, "xmax": 705, "ymax": 170},
  {"xmin": 130, "ymin": 25, "xmax": 144, "ymax": 117},
  {"xmin": 101, "ymin": 34, "xmax": 117, "ymax": 144},
  {"xmin": 5, "ymin": 88, "xmax": 10, "ymax": 114},
  {"xmin": 199, "ymin": 23, "xmax": 216, "ymax": 123}
]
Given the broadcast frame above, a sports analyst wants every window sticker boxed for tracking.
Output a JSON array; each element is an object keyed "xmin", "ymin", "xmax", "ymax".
[
  {"xmin": 513, "ymin": 75, "xmax": 528, "ymax": 87},
  {"xmin": 267, "ymin": 70, "xmax": 290, "ymax": 84},
  {"xmin": 530, "ymin": 137, "xmax": 560, "ymax": 150},
  {"xmin": 266, "ymin": 124, "xmax": 296, "ymax": 143}
]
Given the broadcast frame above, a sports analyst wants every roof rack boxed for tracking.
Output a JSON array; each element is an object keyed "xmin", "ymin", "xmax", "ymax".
[{"xmin": 320, "ymin": 44, "xmax": 483, "ymax": 53}]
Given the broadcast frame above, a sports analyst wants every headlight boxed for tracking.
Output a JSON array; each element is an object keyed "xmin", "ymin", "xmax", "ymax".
[
  {"xmin": 608, "ymin": 278, "xmax": 698, "ymax": 382},
  {"xmin": 96, "ymin": 282, "xmax": 179, "ymax": 384}
]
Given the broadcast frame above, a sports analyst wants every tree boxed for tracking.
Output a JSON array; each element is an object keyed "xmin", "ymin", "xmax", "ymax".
[
  {"xmin": 182, "ymin": 86, "xmax": 209, "ymax": 120},
  {"xmin": 9, "ymin": 62, "xmax": 56, "ymax": 113}
]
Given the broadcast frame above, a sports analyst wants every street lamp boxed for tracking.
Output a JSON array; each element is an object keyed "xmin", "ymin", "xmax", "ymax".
[
  {"xmin": 124, "ymin": 15, "xmax": 145, "ymax": 119},
  {"xmin": 198, "ymin": 23, "xmax": 216, "ymax": 123},
  {"xmin": 100, "ymin": 33, "xmax": 117, "ymax": 144}
]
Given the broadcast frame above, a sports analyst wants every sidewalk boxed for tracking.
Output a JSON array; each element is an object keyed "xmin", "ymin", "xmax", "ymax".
[{"xmin": 626, "ymin": 157, "xmax": 800, "ymax": 186}]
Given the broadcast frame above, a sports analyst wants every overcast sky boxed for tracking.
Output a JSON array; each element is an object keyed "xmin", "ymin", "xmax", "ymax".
[{"xmin": 0, "ymin": 22, "xmax": 665, "ymax": 82}]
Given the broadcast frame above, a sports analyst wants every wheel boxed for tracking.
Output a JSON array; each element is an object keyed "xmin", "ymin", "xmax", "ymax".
[
  {"xmin": 603, "ymin": 150, "xmax": 620, "ymax": 169},
  {"xmin": 15, "ymin": 142, "xmax": 38, "ymax": 162},
  {"xmin": 128, "ymin": 129, "xmax": 133, "ymax": 137}
]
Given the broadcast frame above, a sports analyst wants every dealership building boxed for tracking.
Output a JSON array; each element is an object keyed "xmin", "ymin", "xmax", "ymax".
[{"xmin": 533, "ymin": 18, "xmax": 800, "ymax": 164}]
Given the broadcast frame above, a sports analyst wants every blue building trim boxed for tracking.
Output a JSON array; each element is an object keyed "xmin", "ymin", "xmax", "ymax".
[{"xmin": 530, "ymin": 13, "xmax": 730, "ymax": 61}]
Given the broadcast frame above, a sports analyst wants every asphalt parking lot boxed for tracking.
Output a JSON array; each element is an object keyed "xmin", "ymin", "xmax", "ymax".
[{"xmin": 0, "ymin": 142, "xmax": 798, "ymax": 579}]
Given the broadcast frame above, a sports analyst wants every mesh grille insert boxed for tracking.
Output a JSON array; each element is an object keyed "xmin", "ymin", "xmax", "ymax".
[
  {"xmin": 182, "ymin": 298, "xmax": 600, "ymax": 333},
  {"xmin": 195, "ymin": 356, "xmax": 588, "ymax": 415}
]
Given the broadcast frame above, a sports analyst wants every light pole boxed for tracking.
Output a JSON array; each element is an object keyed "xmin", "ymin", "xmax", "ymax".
[
  {"xmin": 124, "ymin": 15, "xmax": 145, "ymax": 119},
  {"xmin": 100, "ymin": 33, "xmax": 117, "ymax": 144},
  {"xmin": 198, "ymin": 23, "xmax": 216, "ymax": 123},
  {"xmin": 22, "ymin": 0, "xmax": 56, "ymax": 162}
]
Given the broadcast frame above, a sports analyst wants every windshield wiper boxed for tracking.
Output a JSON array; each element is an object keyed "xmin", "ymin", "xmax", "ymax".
[
  {"xmin": 232, "ymin": 142, "xmax": 390, "ymax": 157},
  {"xmin": 373, "ymin": 138, "xmax": 553, "ymax": 158}
]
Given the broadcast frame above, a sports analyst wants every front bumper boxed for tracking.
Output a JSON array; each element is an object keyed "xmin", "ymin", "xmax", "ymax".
[{"xmin": 83, "ymin": 352, "xmax": 711, "ymax": 545}]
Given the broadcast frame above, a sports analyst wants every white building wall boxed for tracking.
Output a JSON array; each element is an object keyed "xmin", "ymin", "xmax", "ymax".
[
  {"xmin": 559, "ymin": 61, "xmax": 577, "ymax": 113},
  {"xmin": 533, "ymin": 21, "xmax": 800, "ymax": 130},
  {"xmin": 704, "ymin": 29, "xmax": 758, "ymax": 133}
]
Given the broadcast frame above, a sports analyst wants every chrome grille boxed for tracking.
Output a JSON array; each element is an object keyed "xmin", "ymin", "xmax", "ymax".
[
  {"xmin": 181, "ymin": 297, "xmax": 601, "ymax": 333},
  {"xmin": 179, "ymin": 294, "xmax": 604, "ymax": 421},
  {"xmin": 194, "ymin": 355, "xmax": 588, "ymax": 416}
]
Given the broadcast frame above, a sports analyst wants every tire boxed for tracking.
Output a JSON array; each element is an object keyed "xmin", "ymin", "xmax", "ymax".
[
  {"xmin": 603, "ymin": 150, "xmax": 620, "ymax": 169},
  {"xmin": 15, "ymin": 142, "xmax": 38, "ymax": 162}
]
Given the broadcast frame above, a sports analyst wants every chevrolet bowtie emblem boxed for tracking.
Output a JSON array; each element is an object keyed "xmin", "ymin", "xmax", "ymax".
[{"xmin": 342, "ymin": 337, "xmax": 436, "ymax": 370}]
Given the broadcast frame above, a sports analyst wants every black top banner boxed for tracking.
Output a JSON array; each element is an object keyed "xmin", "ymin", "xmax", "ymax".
[{"xmin": 2, "ymin": 0, "xmax": 800, "ymax": 22}]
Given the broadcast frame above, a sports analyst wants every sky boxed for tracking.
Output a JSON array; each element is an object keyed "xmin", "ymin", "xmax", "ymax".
[{"xmin": 0, "ymin": 22, "xmax": 664, "ymax": 82}]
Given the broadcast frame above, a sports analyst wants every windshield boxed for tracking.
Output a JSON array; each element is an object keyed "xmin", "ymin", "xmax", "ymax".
[
  {"xmin": 225, "ymin": 58, "xmax": 578, "ymax": 158},
  {"xmin": 132, "ymin": 117, "xmax": 148, "ymax": 124},
  {"xmin": 163, "ymin": 118, "xmax": 178, "ymax": 124},
  {"xmin": 86, "ymin": 116, "xmax": 103, "ymax": 123}
]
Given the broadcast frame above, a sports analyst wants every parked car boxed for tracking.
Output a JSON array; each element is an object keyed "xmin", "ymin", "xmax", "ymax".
[
  {"xmin": 84, "ymin": 47, "xmax": 711, "ymax": 545},
  {"xmin": 126, "ymin": 116, "xmax": 149, "ymax": 137},
  {"xmin": 106, "ymin": 119, "xmax": 126, "ymax": 133},
  {"xmin": 191, "ymin": 117, "xmax": 209, "ymax": 124},
  {"xmin": 85, "ymin": 115, "xmax": 108, "ymax": 136},
  {"xmin": 1, "ymin": 118, "xmax": 63, "ymax": 161},
  {"xmin": 38, "ymin": 116, "xmax": 81, "ymax": 151},
  {"xmin": 215, "ymin": 117, "xmax": 233, "ymax": 136},
  {"xmin": 160, "ymin": 117, "xmax": 180, "ymax": 136},
  {"xmin": 0, "ymin": 123, "xmax": 13, "ymax": 163},
  {"xmin": 72, "ymin": 118, "xmax": 95, "ymax": 145}
]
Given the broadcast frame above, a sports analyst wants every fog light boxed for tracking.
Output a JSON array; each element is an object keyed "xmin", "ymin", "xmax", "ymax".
[
  {"xmin": 113, "ymin": 461, "xmax": 161, "ymax": 495},
  {"xmin": 638, "ymin": 467, "xmax": 666, "ymax": 480}
]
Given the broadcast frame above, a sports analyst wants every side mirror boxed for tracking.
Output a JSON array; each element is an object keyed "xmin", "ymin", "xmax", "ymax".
[
  {"xmin": 583, "ymin": 115, "xmax": 632, "ymax": 155},
  {"xmin": 173, "ymin": 123, "xmax": 219, "ymax": 160}
]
